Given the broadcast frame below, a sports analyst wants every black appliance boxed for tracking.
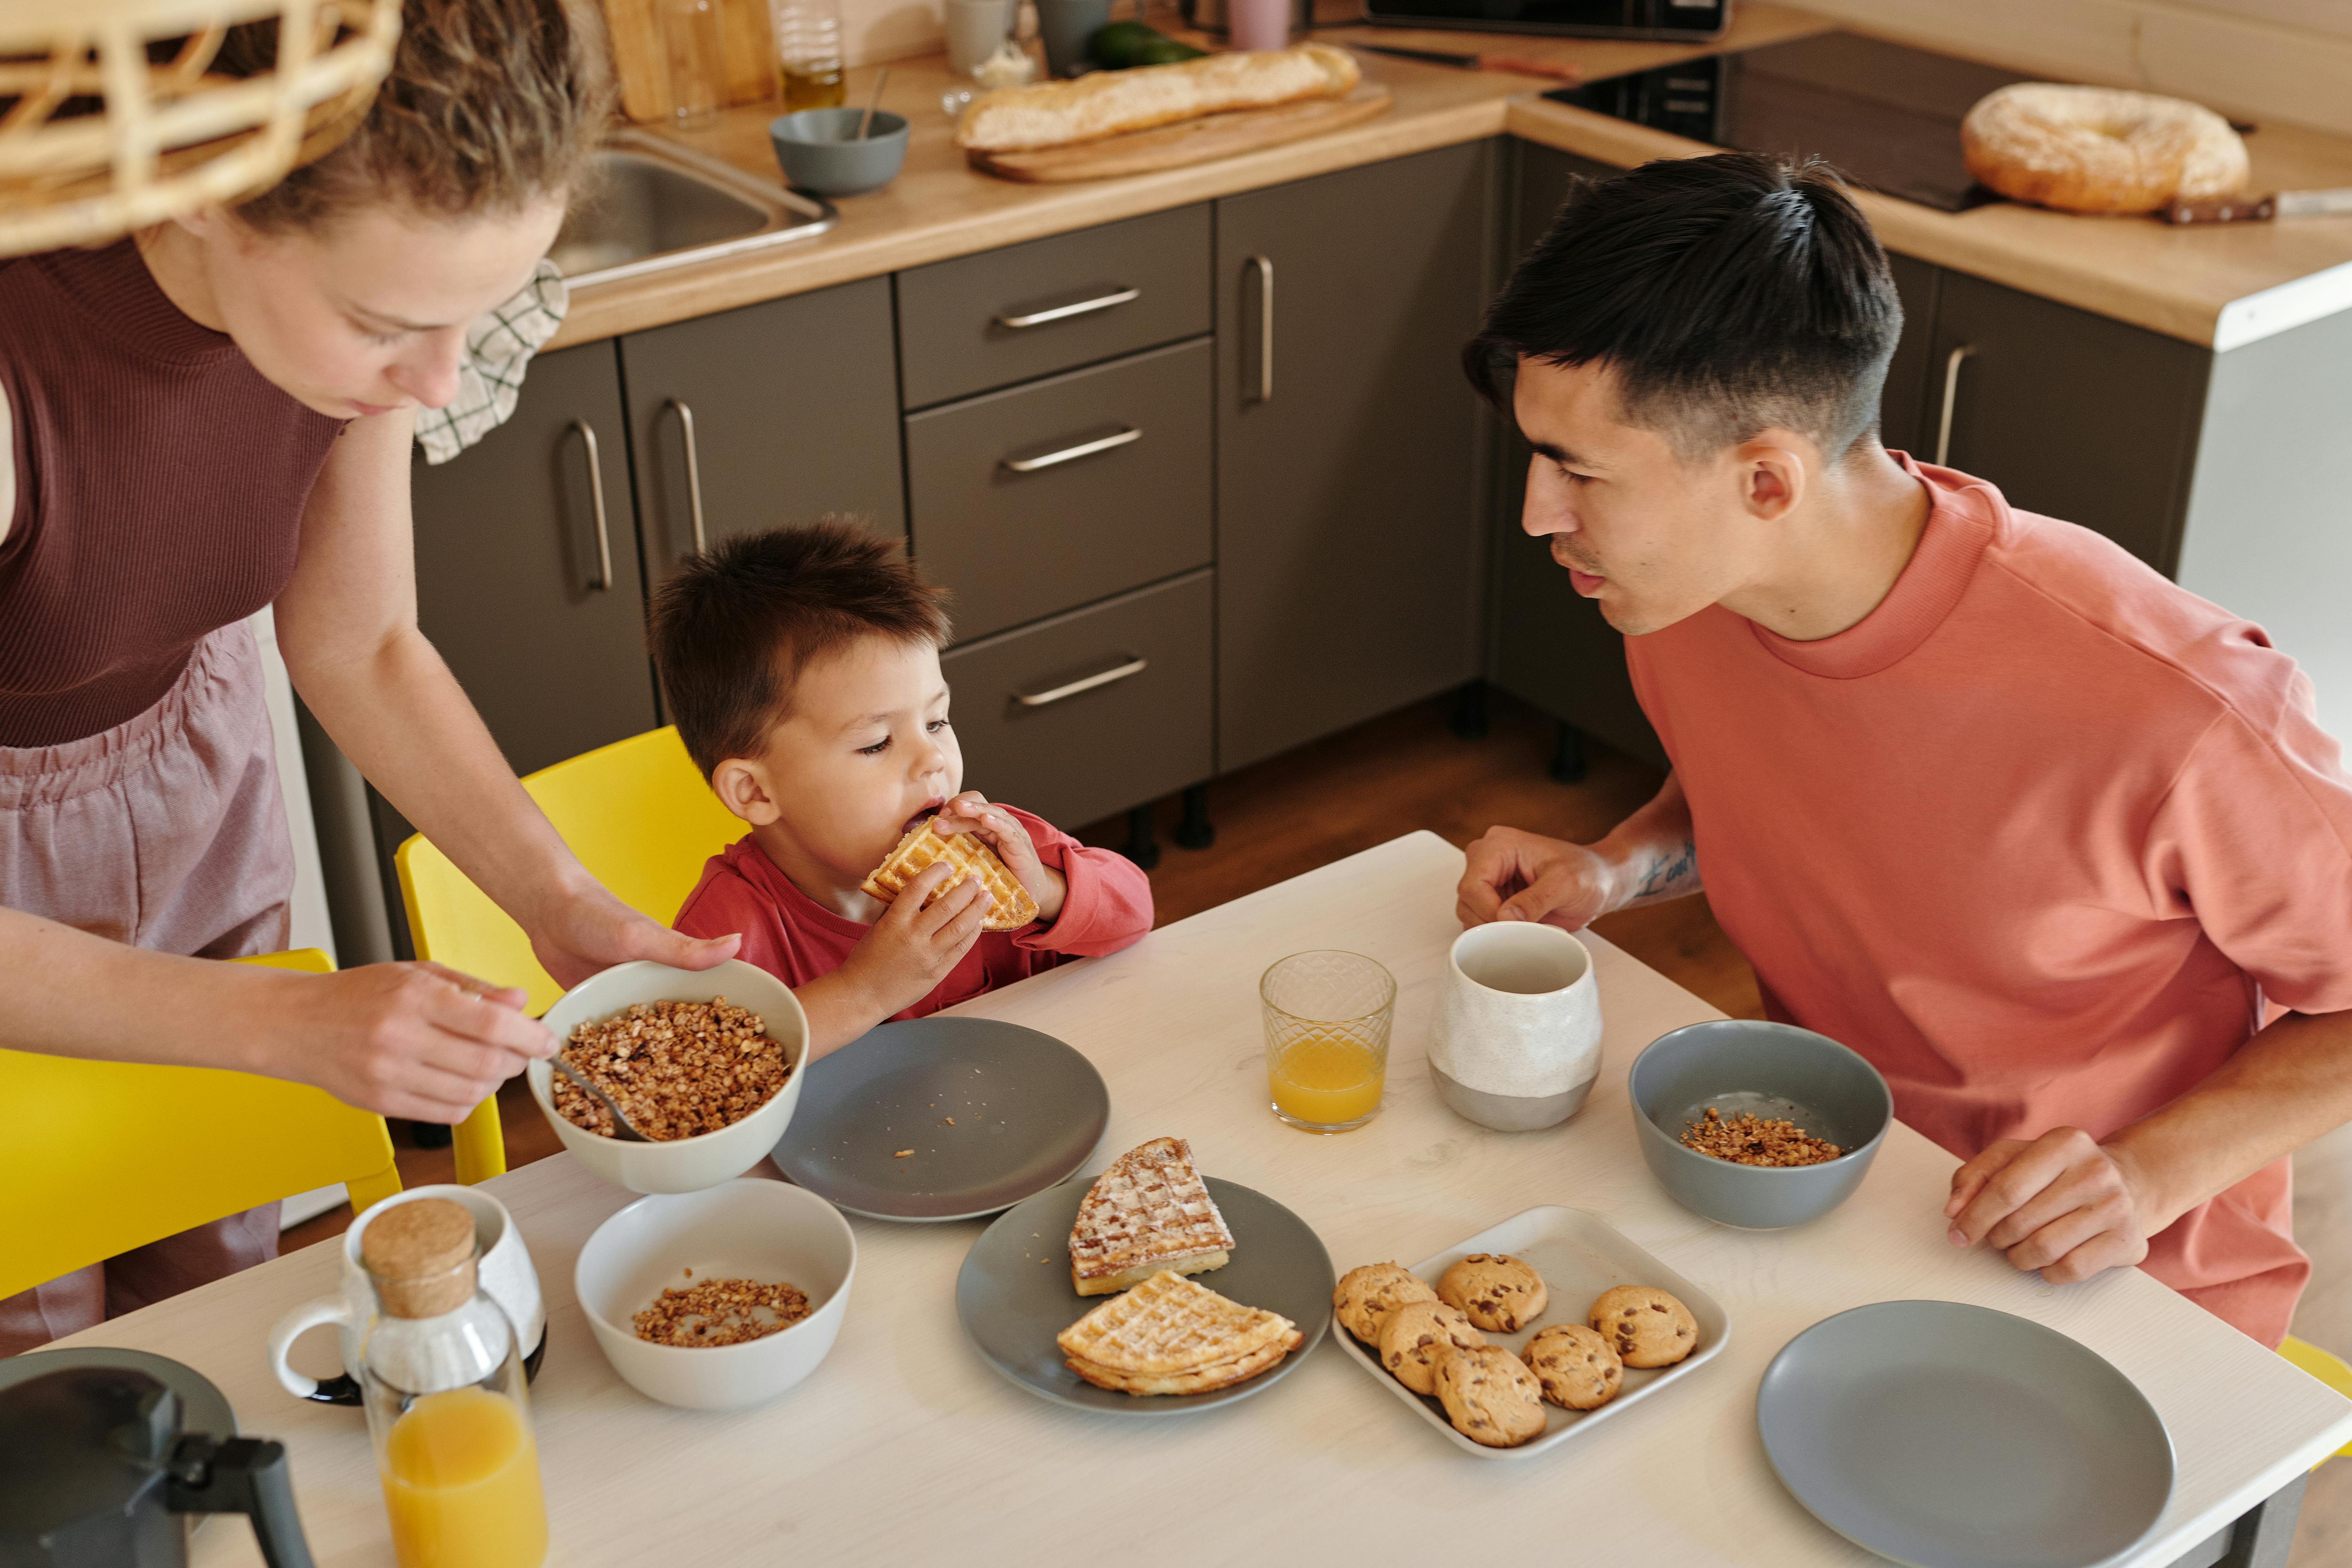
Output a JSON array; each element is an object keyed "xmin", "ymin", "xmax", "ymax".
[
  {"xmin": 1362, "ymin": 0, "xmax": 1728, "ymax": 44},
  {"xmin": 1545, "ymin": 29, "xmax": 2039, "ymax": 211},
  {"xmin": 0, "ymin": 1365, "xmax": 314, "ymax": 1568}
]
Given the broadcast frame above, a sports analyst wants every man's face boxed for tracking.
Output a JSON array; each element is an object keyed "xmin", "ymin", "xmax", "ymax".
[{"xmin": 1511, "ymin": 357, "xmax": 1770, "ymax": 637}]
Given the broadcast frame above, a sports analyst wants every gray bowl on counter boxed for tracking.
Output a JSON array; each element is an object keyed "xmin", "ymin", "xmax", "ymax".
[
  {"xmin": 768, "ymin": 109, "xmax": 910, "ymax": 196},
  {"xmin": 1627, "ymin": 1019, "xmax": 1891, "ymax": 1229}
]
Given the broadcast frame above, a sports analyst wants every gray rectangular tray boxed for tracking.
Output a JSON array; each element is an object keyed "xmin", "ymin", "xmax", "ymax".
[{"xmin": 1333, "ymin": 1205, "xmax": 1729, "ymax": 1458}]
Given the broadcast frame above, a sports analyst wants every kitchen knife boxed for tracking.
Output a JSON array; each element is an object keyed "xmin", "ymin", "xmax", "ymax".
[
  {"xmin": 2160, "ymin": 187, "xmax": 2352, "ymax": 224},
  {"xmin": 1348, "ymin": 41, "xmax": 1583, "ymax": 84}
]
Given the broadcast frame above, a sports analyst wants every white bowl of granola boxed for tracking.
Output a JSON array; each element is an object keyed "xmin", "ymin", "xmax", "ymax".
[
  {"xmin": 528, "ymin": 959, "xmax": 808, "ymax": 1194},
  {"xmin": 575, "ymin": 1177, "xmax": 856, "ymax": 1409}
]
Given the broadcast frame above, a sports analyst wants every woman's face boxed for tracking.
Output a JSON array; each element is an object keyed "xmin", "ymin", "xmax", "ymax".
[{"xmin": 175, "ymin": 198, "xmax": 568, "ymax": 421}]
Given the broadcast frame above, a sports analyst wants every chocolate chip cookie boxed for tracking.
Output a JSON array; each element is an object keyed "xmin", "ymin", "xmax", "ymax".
[
  {"xmin": 1436, "ymin": 1252, "xmax": 1548, "ymax": 1334},
  {"xmin": 1333, "ymin": 1261, "xmax": 1439, "ymax": 1345},
  {"xmin": 1378, "ymin": 1299, "xmax": 1486, "ymax": 1397},
  {"xmin": 1587, "ymin": 1285, "xmax": 1698, "ymax": 1368},
  {"xmin": 1431, "ymin": 1343, "xmax": 1547, "ymax": 1448},
  {"xmin": 1523, "ymin": 1322, "xmax": 1624, "ymax": 1409}
]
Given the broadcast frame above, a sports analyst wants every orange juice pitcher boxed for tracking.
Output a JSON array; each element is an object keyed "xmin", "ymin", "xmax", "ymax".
[{"xmin": 358, "ymin": 1199, "xmax": 549, "ymax": 1568}]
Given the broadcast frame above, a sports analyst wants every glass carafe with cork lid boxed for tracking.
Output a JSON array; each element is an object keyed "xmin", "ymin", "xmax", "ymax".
[{"xmin": 358, "ymin": 1198, "xmax": 549, "ymax": 1568}]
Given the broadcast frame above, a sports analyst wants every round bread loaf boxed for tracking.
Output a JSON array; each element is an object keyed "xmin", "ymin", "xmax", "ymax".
[{"xmin": 1961, "ymin": 83, "xmax": 2248, "ymax": 215}]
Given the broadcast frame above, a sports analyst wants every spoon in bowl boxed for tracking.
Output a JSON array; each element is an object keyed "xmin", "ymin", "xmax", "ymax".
[
  {"xmin": 550, "ymin": 1056, "xmax": 652, "ymax": 1142},
  {"xmin": 857, "ymin": 66, "xmax": 890, "ymax": 139}
]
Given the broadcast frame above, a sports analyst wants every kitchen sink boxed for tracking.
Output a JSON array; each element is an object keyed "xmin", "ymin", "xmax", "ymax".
[{"xmin": 548, "ymin": 129, "xmax": 836, "ymax": 288}]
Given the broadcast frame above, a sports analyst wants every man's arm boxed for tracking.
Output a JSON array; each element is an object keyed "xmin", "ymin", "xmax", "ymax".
[
  {"xmin": 1456, "ymin": 772, "xmax": 1700, "ymax": 929},
  {"xmin": 1946, "ymin": 1007, "xmax": 2352, "ymax": 1282},
  {"xmin": 275, "ymin": 411, "xmax": 736, "ymax": 986}
]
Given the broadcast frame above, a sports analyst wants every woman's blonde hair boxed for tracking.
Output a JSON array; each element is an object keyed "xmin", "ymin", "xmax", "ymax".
[{"xmin": 223, "ymin": 0, "xmax": 616, "ymax": 231}]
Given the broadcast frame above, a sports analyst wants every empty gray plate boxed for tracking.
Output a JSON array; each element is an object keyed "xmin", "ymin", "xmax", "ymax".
[
  {"xmin": 771, "ymin": 1017, "xmax": 1109, "ymax": 1221},
  {"xmin": 957, "ymin": 1174, "xmax": 1335, "ymax": 1415},
  {"xmin": 1758, "ymin": 1301, "xmax": 2175, "ymax": 1568}
]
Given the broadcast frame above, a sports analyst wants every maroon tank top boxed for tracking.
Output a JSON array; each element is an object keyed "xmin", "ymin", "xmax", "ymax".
[{"xmin": 0, "ymin": 239, "xmax": 346, "ymax": 748}]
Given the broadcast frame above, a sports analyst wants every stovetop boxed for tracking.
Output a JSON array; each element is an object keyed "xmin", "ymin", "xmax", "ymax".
[{"xmin": 1544, "ymin": 30, "xmax": 2038, "ymax": 212}]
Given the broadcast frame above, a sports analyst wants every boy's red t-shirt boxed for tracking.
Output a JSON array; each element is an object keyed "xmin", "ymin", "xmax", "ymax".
[
  {"xmin": 673, "ymin": 806, "xmax": 1152, "ymax": 1020},
  {"xmin": 1626, "ymin": 455, "xmax": 2352, "ymax": 1346}
]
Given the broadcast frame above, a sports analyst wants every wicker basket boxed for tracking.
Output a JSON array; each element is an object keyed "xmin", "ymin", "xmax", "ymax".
[{"xmin": 0, "ymin": 0, "xmax": 401, "ymax": 257}]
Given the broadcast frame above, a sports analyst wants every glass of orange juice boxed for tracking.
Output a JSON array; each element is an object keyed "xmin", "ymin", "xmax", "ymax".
[{"xmin": 1261, "ymin": 950, "xmax": 1396, "ymax": 1132}]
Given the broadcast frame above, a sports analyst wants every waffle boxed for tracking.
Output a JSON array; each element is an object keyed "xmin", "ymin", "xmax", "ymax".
[
  {"xmin": 1068, "ymin": 1136, "xmax": 1235, "ymax": 1296},
  {"xmin": 1057, "ymin": 1270, "xmax": 1300, "ymax": 1396},
  {"xmin": 859, "ymin": 818, "xmax": 1039, "ymax": 932}
]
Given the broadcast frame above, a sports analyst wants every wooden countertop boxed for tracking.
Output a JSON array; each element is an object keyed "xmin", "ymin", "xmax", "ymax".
[{"xmin": 550, "ymin": 4, "xmax": 2352, "ymax": 353}]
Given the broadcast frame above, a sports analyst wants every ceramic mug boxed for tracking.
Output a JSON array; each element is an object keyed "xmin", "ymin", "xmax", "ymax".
[
  {"xmin": 1428, "ymin": 923, "xmax": 1604, "ymax": 1131},
  {"xmin": 267, "ymin": 1184, "xmax": 546, "ymax": 1405},
  {"xmin": 944, "ymin": 0, "xmax": 1017, "ymax": 76}
]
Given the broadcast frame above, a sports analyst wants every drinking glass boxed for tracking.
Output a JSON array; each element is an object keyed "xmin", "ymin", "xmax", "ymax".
[
  {"xmin": 771, "ymin": 0, "xmax": 845, "ymax": 110},
  {"xmin": 1261, "ymin": 950, "xmax": 1395, "ymax": 1132}
]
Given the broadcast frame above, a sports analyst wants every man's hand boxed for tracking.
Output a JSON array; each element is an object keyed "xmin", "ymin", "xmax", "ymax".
[
  {"xmin": 1457, "ymin": 827, "xmax": 1619, "ymax": 929},
  {"xmin": 276, "ymin": 962, "xmax": 556, "ymax": 1124},
  {"xmin": 526, "ymin": 877, "xmax": 741, "ymax": 989},
  {"xmin": 1944, "ymin": 1129, "xmax": 2154, "ymax": 1284},
  {"xmin": 935, "ymin": 790, "xmax": 1064, "ymax": 925},
  {"xmin": 835, "ymin": 861, "xmax": 994, "ymax": 1019}
]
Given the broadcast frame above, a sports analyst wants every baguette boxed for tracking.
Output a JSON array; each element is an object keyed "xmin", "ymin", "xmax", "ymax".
[{"xmin": 954, "ymin": 43, "xmax": 1360, "ymax": 153}]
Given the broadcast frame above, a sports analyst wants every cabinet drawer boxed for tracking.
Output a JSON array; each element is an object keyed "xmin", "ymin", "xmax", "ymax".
[
  {"xmin": 908, "ymin": 338, "xmax": 1211, "ymax": 643},
  {"xmin": 897, "ymin": 206, "xmax": 1210, "ymax": 409},
  {"xmin": 942, "ymin": 569, "xmax": 1212, "ymax": 832}
]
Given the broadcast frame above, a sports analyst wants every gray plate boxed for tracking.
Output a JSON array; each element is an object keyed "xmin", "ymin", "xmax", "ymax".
[
  {"xmin": 1758, "ymin": 1301, "xmax": 2175, "ymax": 1568},
  {"xmin": 957, "ymin": 1175, "xmax": 1334, "ymax": 1414},
  {"xmin": 771, "ymin": 1017, "xmax": 1109, "ymax": 1221}
]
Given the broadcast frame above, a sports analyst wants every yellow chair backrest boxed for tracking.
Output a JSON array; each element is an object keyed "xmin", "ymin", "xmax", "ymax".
[
  {"xmin": 0, "ymin": 947, "xmax": 403, "ymax": 1301},
  {"xmin": 395, "ymin": 725, "xmax": 742, "ymax": 1018}
]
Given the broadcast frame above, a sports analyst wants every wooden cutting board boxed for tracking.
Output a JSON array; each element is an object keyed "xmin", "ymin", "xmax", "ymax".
[
  {"xmin": 969, "ymin": 83, "xmax": 1394, "ymax": 183},
  {"xmin": 602, "ymin": 0, "xmax": 775, "ymax": 124}
]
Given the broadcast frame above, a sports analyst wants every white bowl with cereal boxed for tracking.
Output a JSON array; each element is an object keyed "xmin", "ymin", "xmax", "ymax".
[
  {"xmin": 529, "ymin": 959, "xmax": 809, "ymax": 1194},
  {"xmin": 574, "ymin": 1177, "xmax": 857, "ymax": 1409}
]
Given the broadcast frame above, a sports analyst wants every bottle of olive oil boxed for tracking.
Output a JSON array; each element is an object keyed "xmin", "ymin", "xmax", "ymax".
[{"xmin": 772, "ymin": 0, "xmax": 846, "ymax": 110}]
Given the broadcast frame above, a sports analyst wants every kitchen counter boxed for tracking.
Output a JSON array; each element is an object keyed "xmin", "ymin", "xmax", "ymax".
[{"xmin": 550, "ymin": 3, "xmax": 2352, "ymax": 354}]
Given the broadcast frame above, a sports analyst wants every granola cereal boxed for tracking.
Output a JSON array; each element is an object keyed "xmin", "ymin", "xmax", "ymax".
[
  {"xmin": 550, "ymin": 997, "xmax": 791, "ymax": 1141},
  {"xmin": 631, "ymin": 1276, "xmax": 812, "ymax": 1346},
  {"xmin": 1679, "ymin": 1106, "xmax": 1843, "ymax": 1167}
]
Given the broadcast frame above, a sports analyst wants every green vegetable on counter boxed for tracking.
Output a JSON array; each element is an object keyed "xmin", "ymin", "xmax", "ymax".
[{"xmin": 1089, "ymin": 20, "xmax": 1207, "ymax": 69}]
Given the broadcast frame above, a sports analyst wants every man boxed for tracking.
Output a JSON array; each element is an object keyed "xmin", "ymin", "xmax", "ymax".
[{"xmin": 1457, "ymin": 151, "xmax": 2352, "ymax": 1346}]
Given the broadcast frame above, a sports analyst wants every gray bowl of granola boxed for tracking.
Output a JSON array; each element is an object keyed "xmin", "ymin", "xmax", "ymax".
[
  {"xmin": 530, "ymin": 960, "xmax": 808, "ymax": 1194},
  {"xmin": 1627, "ymin": 1020, "xmax": 1891, "ymax": 1230}
]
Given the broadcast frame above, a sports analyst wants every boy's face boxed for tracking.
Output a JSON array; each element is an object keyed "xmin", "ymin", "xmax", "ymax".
[{"xmin": 716, "ymin": 636, "xmax": 962, "ymax": 885}]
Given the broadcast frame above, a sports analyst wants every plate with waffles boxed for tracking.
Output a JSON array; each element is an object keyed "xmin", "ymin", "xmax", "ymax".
[
  {"xmin": 956, "ymin": 1137, "xmax": 1334, "ymax": 1413},
  {"xmin": 771, "ymin": 1016, "xmax": 1109, "ymax": 1221}
]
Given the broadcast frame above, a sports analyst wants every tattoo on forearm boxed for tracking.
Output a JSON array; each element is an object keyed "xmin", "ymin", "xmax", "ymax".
[{"xmin": 1631, "ymin": 839, "xmax": 1700, "ymax": 902}]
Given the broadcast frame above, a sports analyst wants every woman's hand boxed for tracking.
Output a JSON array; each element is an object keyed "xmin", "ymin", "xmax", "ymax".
[
  {"xmin": 269, "ymin": 962, "xmax": 558, "ymax": 1123},
  {"xmin": 525, "ymin": 876, "xmax": 741, "ymax": 989},
  {"xmin": 935, "ymin": 791, "xmax": 1065, "ymax": 925}
]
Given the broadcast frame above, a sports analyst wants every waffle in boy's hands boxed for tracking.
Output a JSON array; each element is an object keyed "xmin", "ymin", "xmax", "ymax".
[{"xmin": 860, "ymin": 818, "xmax": 1040, "ymax": 931}]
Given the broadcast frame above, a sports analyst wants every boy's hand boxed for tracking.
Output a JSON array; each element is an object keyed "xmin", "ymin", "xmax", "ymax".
[
  {"xmin": 935, "ymin": 791, "xmax": 1065, "ymax": 925},
  {"xmin": 839, "ymin": 860, "xmax": 994, "ymax": 1019}
]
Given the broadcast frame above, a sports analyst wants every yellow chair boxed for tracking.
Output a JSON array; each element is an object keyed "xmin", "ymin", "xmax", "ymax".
[
  {"xmin": 0, "ymin": 947, "xmax": 404, "ymax": 1301},
  {"xmin": 393, "ymin": 725, "xmax": 743, "ymax": 1165},
  {"xmin": 2280, "ymin": 1334, "xmax": 2352, "ymax": 1465}
]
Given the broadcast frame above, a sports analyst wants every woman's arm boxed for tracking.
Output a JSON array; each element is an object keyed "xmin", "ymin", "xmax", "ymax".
[{"xmin": 274, "ymin": 410, "xmax": 737, "ymax": 984}]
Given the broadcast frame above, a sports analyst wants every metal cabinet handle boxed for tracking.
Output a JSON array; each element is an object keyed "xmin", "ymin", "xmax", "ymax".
[
  {"xmin": 1933, "ymin": 344, "xmax": 1975, "ymax": 468},
  {"xmin": 1001, "ymin": 425, "xmax": 1141, "ymax": 474},
  {"xmin": 1248, "ymin": 255, "xmax": 1274, "ymax": 404},
  {"xmin": 570, "ymin": 419, "xmax": 613, "ymax": 591},
  {"xmin": 665, "ymin": 398, "xmax": 707, "ymax": 554},
  {"xmin": 1015, "ymin": 655, "xmax": 1148, "ymax": 708},
  {"xmin": 995, "ymin": 287, "xmax": 1141, "ymax": 330}
]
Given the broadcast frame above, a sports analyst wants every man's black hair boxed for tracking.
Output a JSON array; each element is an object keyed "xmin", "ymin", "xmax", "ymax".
[{"xmin": 1464, "ymin": 151, "xmax": 1901, "ymax": 462}]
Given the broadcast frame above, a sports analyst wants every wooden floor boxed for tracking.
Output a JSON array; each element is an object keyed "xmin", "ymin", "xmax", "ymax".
[{"xmin": 284, "ymin": 688, "xmax": 2350, "ymax": 1561}]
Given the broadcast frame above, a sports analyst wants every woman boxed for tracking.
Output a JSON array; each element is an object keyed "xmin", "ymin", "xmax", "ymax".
[{"xmin": 0, "ymin": 0, "xmax": 737, "ymax": 1350}]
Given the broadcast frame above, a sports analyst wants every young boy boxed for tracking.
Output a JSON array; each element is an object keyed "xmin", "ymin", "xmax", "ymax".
[{"xmin": 649, "ymin": 520, "xmax": 1154, "ymax": 1059}]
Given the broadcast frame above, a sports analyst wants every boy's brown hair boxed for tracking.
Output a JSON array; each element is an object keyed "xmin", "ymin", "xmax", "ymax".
[
  {"xmin": 221, "ymin": 0, "xmax": 617, "ymax": 232},
  {"xmin": 650, "ymin": 519, "xmax": 954, "ymax": 778}
]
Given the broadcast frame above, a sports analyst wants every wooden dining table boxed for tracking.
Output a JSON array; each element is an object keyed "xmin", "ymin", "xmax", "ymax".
[{"xmin": 61, "ymin": 831, "xmax": 2352, "ymax": 1566}]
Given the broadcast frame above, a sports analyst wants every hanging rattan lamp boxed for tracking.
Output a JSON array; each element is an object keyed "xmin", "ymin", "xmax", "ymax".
[{"xmin": 0, "ymin": 0, "xmax": 401, "ymax": 257}]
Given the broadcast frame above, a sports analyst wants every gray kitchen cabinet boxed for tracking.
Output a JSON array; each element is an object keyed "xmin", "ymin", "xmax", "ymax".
[
  {"xmin": 1214, "ymin": 140, "xmax": 1499, "ymax": 774},
  {"xmin": 1878, "ymin": 253, "xmax": 1941, "ymax": 460},
  {"xmin": 620, "ymin": 277, "xmax": 906, "ymax": 583}
]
